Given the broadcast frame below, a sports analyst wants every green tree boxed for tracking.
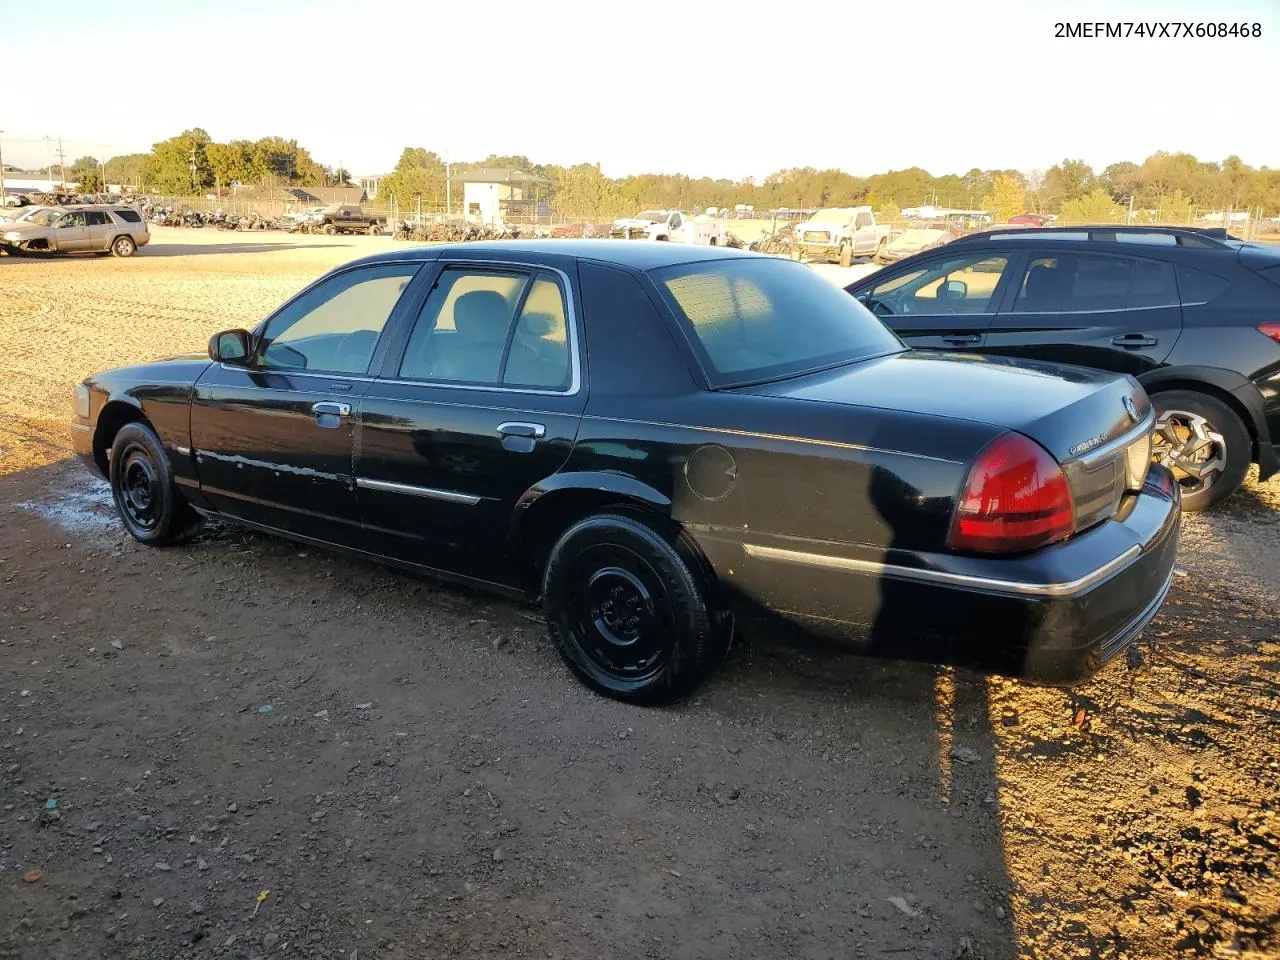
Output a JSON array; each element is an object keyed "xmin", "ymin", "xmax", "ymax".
[
  {"xmin": 206, "ymin": 141, "xmax": 253, "ymax": 191},
  {"xmin": 103, "ymin": 153, "xmax": 148, "ymax": 188},
  {"xmin": 1059, "ymin": 187, "xmax": 1123, "ymax": 224},
  {"xmin": 70, "ymin": 155, "xmax": 103, "ymax": 192},
  {"xmin": 552, "ymin": 163, "xmax": 625, "ymax": 219},
  {"xmin": 980, "ymin": 174, "xmax": 1026, "ymax": 222},
  {"xmin": 380, "ymin": 146, "xmax": 447, "ymax": 211},
  {"xmin": 143, "ymin": 128, "xmax": 213, "ymax": 193},
  {"xmin": 1040, "ymin": 159, "xmax": 1095, "ymax": 211}
]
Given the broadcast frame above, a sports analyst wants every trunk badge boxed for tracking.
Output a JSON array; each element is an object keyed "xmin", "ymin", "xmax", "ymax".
[{"xmin": 1123, "ymin": 395, "xmax": 1140, "ymax": 423}]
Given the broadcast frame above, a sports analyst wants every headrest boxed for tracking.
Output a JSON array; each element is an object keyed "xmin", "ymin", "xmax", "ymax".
[{"xmin": 454, "ymin": 290, "xmax": 511, "ymax": 344}]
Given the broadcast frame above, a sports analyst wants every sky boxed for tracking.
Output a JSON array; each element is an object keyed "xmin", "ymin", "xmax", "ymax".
[{"xmin": 2, "ymin": 0, "xmax": 1277, "ymax": 180}]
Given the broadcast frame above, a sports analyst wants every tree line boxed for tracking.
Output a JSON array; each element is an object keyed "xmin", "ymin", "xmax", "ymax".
[{"xmin": 61, "ymin": 129, "xmax": 1280, "ymax": 220}]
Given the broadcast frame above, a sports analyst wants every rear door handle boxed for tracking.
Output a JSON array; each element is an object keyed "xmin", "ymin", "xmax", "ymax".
[
  {"xmin": 1112, "ymin": 334, "xmax": 1158, "ymax": 348},
  {"xmin": 497, "ymin": 421, "xmax": 545, "ymax": 453},
  {"xmin": 497, "ymin": 421, "xmax": 546, "ymax": 439},
  {"xmin": 941, "ymin": 333, "xmax": 982, "ymax": 345}
]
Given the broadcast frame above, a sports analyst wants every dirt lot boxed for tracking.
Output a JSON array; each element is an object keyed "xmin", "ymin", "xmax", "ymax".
[{"xmin": 1, "ymin": 229, "xmax": 1279, "ymax": 960}]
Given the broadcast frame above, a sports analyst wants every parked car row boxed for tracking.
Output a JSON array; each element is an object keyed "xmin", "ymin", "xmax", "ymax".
[{"xmin": 75, "ymin": 239, "xmax": 1182, "ymax": 704}]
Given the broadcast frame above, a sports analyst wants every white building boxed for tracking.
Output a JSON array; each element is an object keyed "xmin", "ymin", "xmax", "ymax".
[{"xmin": 457, "ymin": 168, "xmax": 548, "ymax": 225}]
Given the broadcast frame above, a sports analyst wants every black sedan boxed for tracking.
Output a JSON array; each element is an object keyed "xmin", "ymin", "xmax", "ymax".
[{"xmin": 72, "ymin": 241, "xmax": 1180, "ymax": 703}]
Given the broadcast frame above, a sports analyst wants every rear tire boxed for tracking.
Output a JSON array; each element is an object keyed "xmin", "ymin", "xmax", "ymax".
[
  {"xmin": 108, "ymin": 422, "xmax": 202, "ymax": 545},
  {"xmin": 1150, "ymin": 390, "xmax": 1250, "ymax": 512},
  {"xmin": 111, "ymin": 235, "xmax": 136, "ymax": 258},
  {"xmin": 542, "ymin": 513, "xmax": 729, "ymax": 704}
]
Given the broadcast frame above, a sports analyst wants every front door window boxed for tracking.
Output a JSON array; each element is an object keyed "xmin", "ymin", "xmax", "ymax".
[
  {"xmin": 254, "ymin": 264, "xmax": 419, "ymax": 375},
  {"xmin": 862, "ymin": 255, "xmax": 1011, "ymax": 316}
]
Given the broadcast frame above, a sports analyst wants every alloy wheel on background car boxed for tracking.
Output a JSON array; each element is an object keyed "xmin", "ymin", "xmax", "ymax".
[{"xmin": 1152, "ymin": 409, "xmax": 1226, "ymax": 496}]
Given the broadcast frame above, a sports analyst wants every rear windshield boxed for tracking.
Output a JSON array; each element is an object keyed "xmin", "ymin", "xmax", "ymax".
[{"xmin": 651, "ymin": 257, "xmax": 903, "ymax": 387}]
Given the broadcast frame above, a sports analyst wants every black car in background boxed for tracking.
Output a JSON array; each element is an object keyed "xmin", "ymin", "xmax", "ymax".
[
  {"xmin": 73, "ymin": 241, "xmax": 1178, "ymax": 703},
  {"xmin": 845, "ymin": 226, "xmax": 1280, "ymax": 511}
]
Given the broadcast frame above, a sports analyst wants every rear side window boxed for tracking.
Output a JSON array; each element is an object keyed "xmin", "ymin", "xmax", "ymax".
[
  {"xmin": 85, "ymin": 211, "xmax": 111, "ymax": 226},
  {"xmin": 1176, "ymin": 266, "xmax": 1231, "ymax": 304},
  {"xmin": 1014, "ymin": 253, "xmax": 1177, "ymax": 311},
  {"xmin": 112, "ymin": 208, "xmax": 142, "ymax": 223}
]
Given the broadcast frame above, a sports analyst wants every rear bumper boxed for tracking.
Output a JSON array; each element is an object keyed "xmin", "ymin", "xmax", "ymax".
[{"xmin": 698, "ymin": 467, "xmax": 1181, "ymax": 685}]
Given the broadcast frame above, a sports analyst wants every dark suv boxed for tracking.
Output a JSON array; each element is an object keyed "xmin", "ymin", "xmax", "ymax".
[{"xmin": 845, "ymin": 226, "xmax": 1280, "ymax": 510}]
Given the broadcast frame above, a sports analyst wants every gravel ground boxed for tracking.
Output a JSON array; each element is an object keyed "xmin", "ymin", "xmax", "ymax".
[{"xmin": 1, "ymin": 229, "xmax": 1278, "ymax": 960}]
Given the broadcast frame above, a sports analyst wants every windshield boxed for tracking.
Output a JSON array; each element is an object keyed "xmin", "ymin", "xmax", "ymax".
[
  {"xmin": 21, "ymin": 208, "xmax": 58, "ymax": 225},
  {"xmin": 635, "ymin": 210, "xmax": 667, "ymax": 222},
  {"xmin": 651, "ymin": 257, "xmax": 903, "ymax": 386},
  {"xmin": 807, "ymin": 208, "xmax": 856, "ymax": 224}
]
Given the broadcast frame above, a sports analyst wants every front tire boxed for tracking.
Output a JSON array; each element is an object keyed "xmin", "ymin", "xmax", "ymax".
[
  {"xmin": 542, "ymin": 513, "xmax": 729, "ymax": 704},
  {"xmin": 1151, "ymin": 390, "xmax": 1250, "ymax": 512},
  {"xmin": 367, "ymin": 223, "xmax": 381, "ymax": 236},
  {"xmin": 838, "ymin": 243, "xmax": 853, "ymax": 268},
  {"xmin": 111, "ymin": 235, "xmax": 136, "ymax": 257},
  {"xmin": 873, "ymin": 237, "xmax": 888, "ymax": 263},
  {"xmin": 109, "ymin": 422, "xmax": 202, "ymax": 545},
  {"xmin": 322, "ymin": 223, "xmax": 337, "ymax": 236}
]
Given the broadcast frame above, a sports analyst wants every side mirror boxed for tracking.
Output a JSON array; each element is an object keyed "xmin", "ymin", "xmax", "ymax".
[
  {"xmin": 942, "ymin": 279, "xmax": 968, "ymax": 298},
  {"xmin": 209, "ymin": 329, "xmax": 251, "ymax": 364}
]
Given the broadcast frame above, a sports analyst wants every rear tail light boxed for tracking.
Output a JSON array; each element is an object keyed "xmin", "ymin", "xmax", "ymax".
[
  {"xmin": 949, "ymin": 432, "xmax": 1075, "ymax": 554},
  {"xmin": 1259, "ymin": 323, "xmax": 1280, "ymax": 345}
]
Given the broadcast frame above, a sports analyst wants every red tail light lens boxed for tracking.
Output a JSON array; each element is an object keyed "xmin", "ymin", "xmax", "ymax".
[
  {"xmin": 949, "ymin": 432, "xmax": 1075, "ymax": 554},
  {"xmin": 1259, "ymin": 323, "xmax": 1280, "ymax": 345}
]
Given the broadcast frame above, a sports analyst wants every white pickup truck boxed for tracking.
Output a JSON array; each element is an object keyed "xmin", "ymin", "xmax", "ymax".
[
  {"xmin": 611, "ymin": 209, "xmax": 727, "ymax": 245},
  {"xmin": 793, "ymin": 206, "xmax": 893, "ymax": 266}
]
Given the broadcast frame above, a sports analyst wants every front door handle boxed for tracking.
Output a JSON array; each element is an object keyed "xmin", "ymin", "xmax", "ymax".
[
  {"xmin": 1112, "ymin": 334, "xmax": 1158, "ymax": 348},
  {"xmin": 312, "ymin": 401, "xmax": 352, "ymax": 417},
  {"xmin": 312, "ymin": 401, "xmax": 351, "ymax": 428},
  {"xmin": 941, "ymin": 333, "xmax": 982, "ymax": 345}
]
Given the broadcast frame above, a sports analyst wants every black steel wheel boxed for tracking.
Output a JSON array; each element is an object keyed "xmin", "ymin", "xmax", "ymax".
[
  {"xmin": 1151, "ymin": 390, "xmax": 1251, "ymax": 512},
  {"xmin": 109, "ymin": 422, "xmax": 202, "ymax": 545},
  {"xmin": 543, "ymin": 513, "xmax": 729, "ymax": 704}
]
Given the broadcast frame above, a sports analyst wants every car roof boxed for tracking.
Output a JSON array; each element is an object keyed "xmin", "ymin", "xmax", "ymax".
[{"xmin": 368, "ymin": 239, "xmax": 765, "ymax": 271}]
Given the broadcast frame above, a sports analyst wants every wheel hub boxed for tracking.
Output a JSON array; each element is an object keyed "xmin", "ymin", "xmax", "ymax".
[
  {"xmin": 118, "ymin": 448, "xmax": 160, "ymax": 529},
  {"xmin": 587, "ymin": 568, "xmax": 653, "ymax": 646},
  {"xmin": 1152, "ymin": 410, "xmax": 1225, "ymax": 491}
]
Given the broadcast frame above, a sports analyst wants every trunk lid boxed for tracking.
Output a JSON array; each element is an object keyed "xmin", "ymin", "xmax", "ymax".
[{"xmin": 737, "ymin": 351, "xmax": 1150, "ymax": 465}]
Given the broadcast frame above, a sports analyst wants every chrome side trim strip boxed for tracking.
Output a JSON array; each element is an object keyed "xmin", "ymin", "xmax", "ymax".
[
  {"xmin": 175, "ymin": 445, "xmax": 191, "ymax": 456},
  {"xmin": 742, "ymin": 543, "xmax": 1143, "ymax": 598},
  {"xmin": 355, "ymin": 477, "xmax": 481, "ymax": 505}
]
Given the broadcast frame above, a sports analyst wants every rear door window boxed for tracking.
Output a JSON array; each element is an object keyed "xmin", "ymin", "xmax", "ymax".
[
  {"xmin": 1176, "ymin": 266, "xmax": 1231, "ymax": 304},
  {"xmin": 85, "ymin": 211, "xmax": 111, "ymax": 226},
  {"xmin": 1013, "ymin": 253, "xmax": 1177, "ymax": 311}
]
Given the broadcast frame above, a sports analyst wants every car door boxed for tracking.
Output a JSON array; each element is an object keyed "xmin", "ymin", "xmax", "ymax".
[
  {"xmin": 356, "ymin": 261, "xmax": 586, "ymax": 584},
  {"xmin": 84, "ymin": 210, "xmax": 114, "ymax": 251},
  {"xmin": 851, "ymin": 250, "xmax": 1021, "ymax": 350},
  {"xmin": 851, "ymin": 210, "xmax": 875, "ymax": 253},
  {"xmin": 982, "ymin": 248, "xmax": 1183, "ymax": 375},
  {"xmin": 51, "ymin": 210, "xmax": 89, "ymax": 251},
  {"xmin": 189, "ymin": 261, "xmax": 425, "ymax": 543}
]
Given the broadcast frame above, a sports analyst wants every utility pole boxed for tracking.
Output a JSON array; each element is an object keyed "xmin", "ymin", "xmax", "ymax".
[
  {"xmin": 44, "ymin": 136, "xmax": 67, "ymax": 190},
  {"xmin": 1126, "ymin": 195, "xmax": 1134, "ymax": 225},
  {"xmin": 189, "ymin": 145, "xmax": 198, "ymax": 196},
  {"xmin": 445, "ymin": 158, "xmax": 452, "ymax": 219}
]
